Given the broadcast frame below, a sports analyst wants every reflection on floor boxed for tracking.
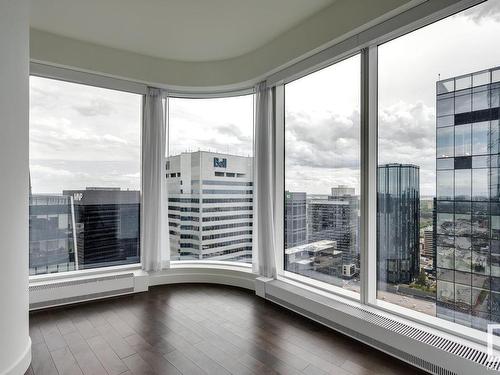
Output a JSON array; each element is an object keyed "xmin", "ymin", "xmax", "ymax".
[{"xmin": 27, "ymin": 284, "xmax": 430, "ymax": 375}]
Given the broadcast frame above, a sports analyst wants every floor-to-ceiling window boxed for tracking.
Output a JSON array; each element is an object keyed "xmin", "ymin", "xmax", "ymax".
[
  {"xmin": 29, "ymin": 76, "xmax": 142, "ymax": 275},
  {"xmin": 284, "ymin": 54, "xmax": 361, "ymax": 294},
  {"xmin": 167, "ymin": 95, "xmax": 254, "ymax": 263},
  {"xmin": 378, "ymin": 0, "xmax": 500, "ymax": 333}
]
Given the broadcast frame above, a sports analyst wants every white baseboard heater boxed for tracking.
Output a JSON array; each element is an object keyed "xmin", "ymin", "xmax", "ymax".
[
  {"xmin": 258, "ymin": 278, "xmax": 500, "ymax": 375},
  {"xmin": 29, "ymin": 272, "xmax": 147, "ymax": 310}
]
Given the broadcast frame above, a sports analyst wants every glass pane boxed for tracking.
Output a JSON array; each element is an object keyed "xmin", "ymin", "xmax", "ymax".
[
  {"xmin": 492, "ymin": 84, "xmax": 500, "ymax": 108},
  {"xmin": 284, "ymin": 55, "xmax": 361, "ymax": 295},
  {"xmin": 437, "ymin": 280, "xmax": 455, "ymax": 302},
  {"xmin": 493, "ymin": 216, "xmax": 500, "ymax": 239},
  {"xmin": 473, "ymin": 88, "xmax": 489, "ymax": 111},
  {"xmin": 455, "ymin": 124, "xmax": 471, "ymax": 156},
  {"xmin": 456, "ymin": 75, "xmax": 472, "ymax": 91},
  {"xmin": 438, "ymin": 214, "xmax": 455, "ymax": 237},
  {"xmin": 455, "ymin": 169, "xmax": 471, "ymax": 200},
  {"xmin": 437, "ymin": 96, "xmax": 454, "ymax": 117},
  {"xmin": 491, "ymin": 120, "xmax": 500, "ymax": 155},
  {"xmin": 29, "ymin": 76, "xmax": 142, "ymax": 275},
  {"xmin": 473, "ymin": 71, "xmax": 491, "ymax": 87},
  {"xmin": 472, "ymin": 169, "xmax": 489, "ymax": 201},
  {"xmin": 455, "ymin": 213, "xmax": 472, "ymax": 236},
  {"xmin": 167, "ymin": 95, "xmax": 254, "ymax": 263},
  {"xmin": 473, "ymin": 205, "xmax": 490, "ymax": 237},
  {"xmin": 491, "ymin": 168, "xmax": 500, "ymax": 201},
  {"xmin": 437, "ymin": 158, "xmax": 455, "ymax": 170},
  {"xmin": 455, "ymin": 90, "xmax": 472, "ymax": 114},
  {"xmin": 437, "ymin": 78, "xmax": 455, "ymax": 94},
  {"xmin": 437, "ymin": 115, "xmax": 454, "ymax": 128},
  {"xmin": 437, "ymin": 170, "xmax": 453, "ymax": 200},
  {"xmin": 472, "ymin": 250, "xmax": 490, "ymax": 275},
  {"xmin": 472, "ymin": 122, "xmax": 490, "ymax": 156},
  {"xmin": 493, "ymin": 68, "xmax": 500, "ymax": 83},
  {"xmin": 437, "ymin": 127, "xmax": 454, "ymax": 158},
  {"xmin": 378, "ymin": 0, "xmax": 500, "ymax": 333},
  {"xmin": 472, "ymin": 155, "xmax": 489, "ymax": 168}
]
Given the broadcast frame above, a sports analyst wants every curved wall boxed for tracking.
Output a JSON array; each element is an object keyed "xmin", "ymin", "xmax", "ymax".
[
  {"xmin": 30, "ymin": 0, "xmax": 421, "ymax": 90},
  {"xmin": 0, "ymin": 0, "xmax": 31, "ymax": 374}
]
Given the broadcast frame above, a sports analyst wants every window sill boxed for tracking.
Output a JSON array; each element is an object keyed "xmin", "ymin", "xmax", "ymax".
[
  {"xmin": 170, "ymin": 260, "xmax": 252, "ymax": 271},
  {"xmin": 149, "ymin": 261, "xmax": 256, "ymax": 290},
  {"xmin": 279, "ymin": 270, "xmax": 360, "ymax": 302},
  {"xmin": 28, "ymin": 261, "xmax": 253, "ymax": 286}
]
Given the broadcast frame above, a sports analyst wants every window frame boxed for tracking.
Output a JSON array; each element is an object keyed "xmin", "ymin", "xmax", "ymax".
[
  {"xmin": 278, "ymin": 51, "xmax": 363, "ymax": 300},
  {"xmin": 272, "ymin": 0, "xmax": 497, "ymax": 348},
  {"xmin": 29, "ymin": 63, "xmax": 147, "ymax": 279},
  {"xmin": 165, "ymin": 91, "xmax": 256, "ymax": 264}
]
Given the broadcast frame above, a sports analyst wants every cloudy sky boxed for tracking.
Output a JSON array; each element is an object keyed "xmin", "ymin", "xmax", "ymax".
[
  {"xmin": 30, "ymin": 77, "xmax": 142, "ymax": 193},
  {"xmin": 285, "ymin": 0, "xmax": 500, "ymax": 196},
  {"xmin": 30, "ymin": 0, "xmax": 500, "ymax": 196},
  {"xmin": 168, "ymin": 95, "xmax": 254, "ymax": 157}
]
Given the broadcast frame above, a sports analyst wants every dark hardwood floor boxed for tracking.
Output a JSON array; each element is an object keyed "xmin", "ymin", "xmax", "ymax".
[{"xmin": 27, "ymin": 284, "xmax": 429, "ymax": 375}]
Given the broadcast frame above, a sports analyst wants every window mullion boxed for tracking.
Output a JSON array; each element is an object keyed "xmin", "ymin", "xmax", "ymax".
[
  {"xmin": 274, "ymin": 84, "xmax": 285, "ymax": 275},
  {"xmin": 360, "ymin": 46, "xmax": 378, "ymax": 305}
]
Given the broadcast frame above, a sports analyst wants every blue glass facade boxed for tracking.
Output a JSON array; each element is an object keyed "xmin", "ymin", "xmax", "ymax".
[
  {"xmin": 435, "ymin": 67, "xmax": 500, "ymax": 330},
  {"xmin": 377, "ymin": 164, "xmax": 420, "ymax": 286}
]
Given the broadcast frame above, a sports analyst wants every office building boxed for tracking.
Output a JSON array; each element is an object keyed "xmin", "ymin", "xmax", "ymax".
[
  {"xmin": 285, "ymin": 239, "xmax": 342, "ymax": 274},
  {"xmin": 29, "ymin": 194, "xmax": 76, "ymax": 275},
  {"xmin": 422, "ymin": 228, "xmax": 435, "ymax": 260},
  {"xmin": 377, "ymin": 163, "xmax": 420, "ymax": 285},
  {"xmin": 166, "ymin": 151, "xmax": 253, "ymax": 262},
  {"xmin": 62, "ymin": 188, "xmax": 140, "ymax": 268},
  {"xmin": 435, "ymin": 66, "xmax": 500, "ymax": 329},
  {"xmin": 285, "ymin": 191, "xmax": 307, "ymax": 248},
  {"xmin": 331, "ymin": 185, "xmax": 355, "ymax": 198},
  {"xmin": 308, "ymin": 192, "xmax": 359, "ymax": 269}
]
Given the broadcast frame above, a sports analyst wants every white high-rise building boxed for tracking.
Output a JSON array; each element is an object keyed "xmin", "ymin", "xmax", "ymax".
[{"xmin": 166, "ymin": 151, "xmax": 253, "ymax": 262}]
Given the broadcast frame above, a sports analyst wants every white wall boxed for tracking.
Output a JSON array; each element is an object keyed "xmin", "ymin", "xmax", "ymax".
[{"xmin": 0, "ymin": 0, "xmax": 31, "ymax": 374}]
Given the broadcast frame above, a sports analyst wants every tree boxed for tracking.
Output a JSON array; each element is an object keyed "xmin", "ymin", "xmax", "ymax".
[{"xmin": 415, "ymin": 270, "xmax": 427, "ymax": 288}]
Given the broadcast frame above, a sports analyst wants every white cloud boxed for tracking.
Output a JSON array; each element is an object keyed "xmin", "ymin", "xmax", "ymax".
[
  {"xmin": 73, "ymin": 99, "xmax": 115, "ymax": 117},
  {"xmin": 169, "ymin": 96, "xmax": 254, "ymax": 157},
  {"xmin": 285, "ymin": 110, "xmax": 360, "ymax": 170},
  {"xmin": 283, "ymin": 100, "xmax": 437, "ymax": 196},
  {"xmin": 463, "ymin": 1, "xmax": 500, "ymax": 23}
]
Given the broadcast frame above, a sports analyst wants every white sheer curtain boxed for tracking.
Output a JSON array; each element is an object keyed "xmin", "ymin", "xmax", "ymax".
[
  {"xmin": 253, "ymin": 81, "xmax": 277, "ymax": 278},
  {"xmin": 141, "ymin": 88, "xmax": 170, "ymax": 271}
]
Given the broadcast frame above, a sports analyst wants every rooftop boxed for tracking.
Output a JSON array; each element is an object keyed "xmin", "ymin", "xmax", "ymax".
[{"xmin": 285, "ymin": 239, "xmax": 339, "ymax": 255}]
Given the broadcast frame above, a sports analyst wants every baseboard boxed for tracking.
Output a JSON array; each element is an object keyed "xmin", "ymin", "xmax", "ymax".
[{"xmin": 2, "ymin": 337, "xmax": 31, "ymax": 375}]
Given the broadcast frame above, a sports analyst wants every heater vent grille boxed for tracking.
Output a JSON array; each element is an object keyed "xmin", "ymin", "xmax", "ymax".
[
  {"xmin": 29, "ymin": 273, "xmax": 134, "ymax": 292},
  {"xmin": 29, "ymin": 272, "xmax": 136, "ymax": 310},
  {"xmin": 267, "ymin": 293, "xmax": 500, "ymax": 374},
  {"xmin": 30, "ymin": 287, "xmax": 134, "ymax": 310},
  {"xmin": 343, "ymin": 302, "xmax": 500, "ymax": 371}
]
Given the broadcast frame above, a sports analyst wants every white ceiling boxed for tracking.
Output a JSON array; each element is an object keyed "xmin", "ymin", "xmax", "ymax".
[{"xmin": 30, "ymin": 0, "xmax": 336, "ymax": 62}]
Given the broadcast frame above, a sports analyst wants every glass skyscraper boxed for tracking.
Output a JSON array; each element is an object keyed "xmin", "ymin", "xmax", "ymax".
[
  {"xmin": 377, "ymin": 163, "xmax": 420, "ymax": 286},
  {"xmin": 29, "ymin": 194, "xmax": 76, "ymax": 275},
  {"xmin": 435, "ymin": 66, "xmax": 500, "ymax": 330},
  {"xmin": 285, "ymin": 191, "xmax": 307, "ymax": 248}
]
